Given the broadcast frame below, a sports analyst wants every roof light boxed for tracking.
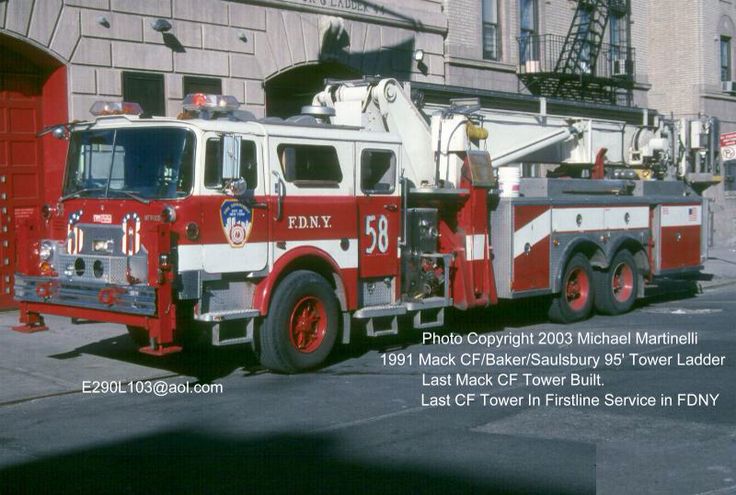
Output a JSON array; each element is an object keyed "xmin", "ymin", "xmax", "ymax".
[
  {"xmin": 182, "ymin": 93, "xmax": 240, "ymax": 113},
  {"xmin": 90, "ymin": 101, "xmax": 143, "ymax": 117}
]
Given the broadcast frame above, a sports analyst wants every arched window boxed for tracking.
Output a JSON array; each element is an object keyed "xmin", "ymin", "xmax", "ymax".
[{"xmin": 719, "ymin": 16, "xmax": 736, "ymax": 82}]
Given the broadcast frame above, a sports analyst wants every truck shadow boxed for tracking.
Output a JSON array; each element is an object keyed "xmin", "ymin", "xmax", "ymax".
[
  {"xmin": 345, "ymin": 278, "xmax": 701, "ymax": 357},
  {"xmin": 48, "ymin": 279, "xmax": 700, "ymax": 380},
  {"xmin": 49, "ymin": 334, "xmax": 265, "ymax": 384},
  {"xmin": 0, "ymin": 429, "xmax": 591, "ymax": 495}
]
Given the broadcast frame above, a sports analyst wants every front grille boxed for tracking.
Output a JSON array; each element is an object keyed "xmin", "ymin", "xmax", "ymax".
[{"xmin": 56, "ymin": 254, "xmax": 128, "ymax": 284}]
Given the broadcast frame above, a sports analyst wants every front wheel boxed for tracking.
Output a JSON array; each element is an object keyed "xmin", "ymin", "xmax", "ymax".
[
  {"xmin": 594, "ymin": 250, "xmax": 638, "ymax": 315},
  {"xmin": 259, "ymin": 270, "xmax": 339, "ymax": 373},
  {"xmin": 548, "ymin": 253, "xmax": 594, "ymax": 323}
]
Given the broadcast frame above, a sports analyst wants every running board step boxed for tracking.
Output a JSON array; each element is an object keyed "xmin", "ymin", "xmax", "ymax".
[
  {"xmin": 194, "ymin": 309, "xmax": 260, "ymax": 322},
  {"xmin": 211, "ymin": 318, "xmax": 254, "ymax": 347},
  {"xmin": 353, "ymin": 304, "xmax": 407, "ymax": 319},
  {"xmin": 405, "ymin": 297, "xmax": 451, "ymax": 311}
]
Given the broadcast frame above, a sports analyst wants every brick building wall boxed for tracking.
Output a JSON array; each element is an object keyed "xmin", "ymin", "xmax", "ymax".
[
  {"xmin": 0, "ymin": 0, "xmax": 446, "ymax": 120},
  {"xmin": 648, "ymin": 0, "xmax": 736, "ymax": 245}
]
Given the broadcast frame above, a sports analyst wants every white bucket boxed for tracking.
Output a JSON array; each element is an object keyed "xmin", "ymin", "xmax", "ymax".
[{"xmin": 498, "ymin": 166, "xmax": 521, "ymax": 197}]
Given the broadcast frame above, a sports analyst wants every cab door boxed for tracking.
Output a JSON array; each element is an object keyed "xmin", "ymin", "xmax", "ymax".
[
  {"xmin": 197, "ymin": 134, "xmax": 268, "ymax": 274},
  {"xmin": 356, "ymin": 145, "xmax": 400, "ymax": 280}
]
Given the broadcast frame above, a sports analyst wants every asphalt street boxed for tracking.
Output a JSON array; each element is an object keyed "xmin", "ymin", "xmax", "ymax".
[{"xmin": 0, "ymin": 279, "xmax": 734, "ymax": 494}]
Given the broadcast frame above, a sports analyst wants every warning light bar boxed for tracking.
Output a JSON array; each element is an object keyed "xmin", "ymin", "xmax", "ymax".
[
  {"xmin": 90, "ymin": 101, "xmax": 144, "ymax": 117},
  {"xmin": 182, "ymin": 93, "xmax": 240, "ymax": 113}
]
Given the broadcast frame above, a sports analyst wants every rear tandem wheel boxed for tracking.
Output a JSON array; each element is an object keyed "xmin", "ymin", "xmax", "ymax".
[{"xmin": 548, "ymin": 253, "xmax": 595, "ymax": 323}]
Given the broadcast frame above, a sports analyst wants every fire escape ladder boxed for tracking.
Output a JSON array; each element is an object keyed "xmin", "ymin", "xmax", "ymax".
[
  {"xmin": 549, "ymin": 0, "xmax": 609, "ymax": 100},
  {"xmin": 516, "ymin": 0, "xmax": 634, "ymax": 105}
]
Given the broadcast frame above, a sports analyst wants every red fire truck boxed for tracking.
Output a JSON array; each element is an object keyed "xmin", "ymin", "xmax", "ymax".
[{"xmin": 12, "ymin": 78, "xmax": 717, "ymax": 372}]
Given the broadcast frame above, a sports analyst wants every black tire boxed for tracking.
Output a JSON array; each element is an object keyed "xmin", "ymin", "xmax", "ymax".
[
  {"xmin": 548, "ymin": 253, "xmax": 595, "ymax": 323},
  {"xmin": 259, "ymin": 270, "xmax": 339, "ymax": 373},
  {"xmin": 126, "ymin": 325, "xmax": 149, "ymax": 347},
  {"xmin": 594, "ymin": 250, "xmax": 638, "ymax": 315}
]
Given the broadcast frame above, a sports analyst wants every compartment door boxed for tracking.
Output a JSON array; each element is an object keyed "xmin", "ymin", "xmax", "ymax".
[
  {"xmin": 356, "ymin": 145, "xmax": 400, "ymax": 279},
  {"xmin": 654, "ymin": 204, "xmax": 702, "ymax": 273}
]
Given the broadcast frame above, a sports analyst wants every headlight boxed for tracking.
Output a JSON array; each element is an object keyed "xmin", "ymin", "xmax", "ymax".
[{"xmin": 39, "ymin": 241, "xmax": 54, "ymax": 261}]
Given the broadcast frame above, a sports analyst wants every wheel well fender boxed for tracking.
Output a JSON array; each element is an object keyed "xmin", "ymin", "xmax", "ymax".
[
  {"xmin": 552, "ymin": 238, "xmax": 604, "ymax": 293},
  {"xmin": 608, "ymin": 236, "xmax": 650, "ymax": 274},
  {"xmin": 253, "ymin": 247, "xmax": 349, "ymax": 315}
]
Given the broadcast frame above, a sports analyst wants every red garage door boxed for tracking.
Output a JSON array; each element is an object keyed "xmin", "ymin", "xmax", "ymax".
[{"xmin": 0, "ymin": 43, "xmax": 65, "ymax": 309}]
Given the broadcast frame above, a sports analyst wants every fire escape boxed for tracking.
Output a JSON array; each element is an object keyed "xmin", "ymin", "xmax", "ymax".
[{"xmin": 517, "ymin": 0, "xmax": 634, "ymax": 105}]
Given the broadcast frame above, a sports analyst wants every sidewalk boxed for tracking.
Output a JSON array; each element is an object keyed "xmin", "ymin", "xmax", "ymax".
[{"xmin": 702, "ymin": 245, "xmax": 736, "ymax": 288}]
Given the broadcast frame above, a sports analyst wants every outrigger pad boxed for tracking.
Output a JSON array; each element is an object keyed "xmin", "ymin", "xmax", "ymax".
[
  {"xmin": 11, "ymin": 322, "xmax": 49, "ymax": 333},
  {"xmin": 139, "ymin": 345, "xmax": 183, "ymax": 357},
  {"xmin": 12, "ymin": 313, "xmax": 49, "ymax": 333}
]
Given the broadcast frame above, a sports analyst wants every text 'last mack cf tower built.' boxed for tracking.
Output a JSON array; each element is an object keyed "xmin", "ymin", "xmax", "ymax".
[{"xmin": 11, "ymin": 77, "xmax": 718, "ymax": 373}]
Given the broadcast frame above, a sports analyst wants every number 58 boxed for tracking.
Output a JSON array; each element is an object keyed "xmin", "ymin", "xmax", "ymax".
[{"xmin": 365, "ymin": 214, "xmax": 389, "ymax": 254}]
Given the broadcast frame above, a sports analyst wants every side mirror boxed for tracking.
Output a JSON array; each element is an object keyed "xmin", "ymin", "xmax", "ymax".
[
  {"xmin": 223, "ymin": 177, "xmax": 248, "ymax": 196},
  {"xmin": 51, "ymin": 126, "xmax": 69, "ymax": 140},
  {"xmin": 221, "ymin": 134, "xmax": 241, "ymax": 180}
]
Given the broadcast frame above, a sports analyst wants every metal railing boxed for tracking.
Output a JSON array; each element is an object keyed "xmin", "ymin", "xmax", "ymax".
[{"xmin": 516, "ymin": 34, "xmax": 636, "ymax": 81}]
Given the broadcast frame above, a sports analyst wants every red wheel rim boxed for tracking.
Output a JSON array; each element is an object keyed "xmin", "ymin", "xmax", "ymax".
[
  {"xmin": 611, "ymin": 262, "xmax": 634, "ymax": 303},
  {"xmin": 288, "ymin": 296, "xmax": 327, "ymax": 353},
  {"xmin": 565, "ymin": 267, "xmax": 590, "ymax": 311}
]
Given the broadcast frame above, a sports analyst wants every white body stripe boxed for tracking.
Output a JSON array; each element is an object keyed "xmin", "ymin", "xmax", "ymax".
[
  {"xmin": 178, "ymin": 242, "xmax": 269, "ymax": 272},
  {"xmin": 552, "ymin": 206, "xmax": 649, "ymax": 232},
  {"xmin": 603, "ymin": 206, "xmax": 649, "ymax": 230},
  {"xmin": 513, "ymin": 209, "xmax": 551, "ymax": 258},
  {"xmin": 273, "ymin": 238, "xmax": 359, "ymax": 269},
  {"xmin": 178, "ymin": 238, "xmax": 359, "ymax": 273},
  {"xmin": 660, "ymin": 205, "xmax": 701, "ymax": 227},
  {"xmin": 464, "ymin": 234, "xmax": 488, "ymax": 261}
]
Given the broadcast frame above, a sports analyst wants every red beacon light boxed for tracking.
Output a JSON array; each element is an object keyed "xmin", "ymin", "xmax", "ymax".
[
  {"xmin": 90, "ymin": 101, "xmax": 143, "ymax": 117},
  {"xmin": 182, "ymin": 93, "xmax": 240, "ymax": 113}
]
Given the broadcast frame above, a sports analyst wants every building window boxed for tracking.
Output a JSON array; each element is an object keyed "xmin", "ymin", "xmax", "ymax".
[
  {"xmin": 609, "ymin": 11, "xmax": 630, "ymax": 75},
  {"xmin": 183, "ymin": 76, "xmax": 222, "ymax": 97},
  {"xmin": 721, "ymin": 37, "xmax": 732, "ymax": 82},
  {"xmin": 122, "ymin": 72, "xmax": 165, "ymax": 116},
  {"xmin": 482, "ymin": 0, "xmax": 500, "ymax": 60},
  {"xmin": 519, "ymin": 0, "xmax": 537, "ymax": 63}
]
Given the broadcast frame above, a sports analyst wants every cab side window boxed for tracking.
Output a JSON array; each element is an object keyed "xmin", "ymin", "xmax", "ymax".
[
  {"xmin": 204, "ymin": 138, "xmax": 258, "ymax": 189},
  {"xmin": 361, "ymin": 149, "xmax": 396, "ymax": 194},
  {"xmin": 277, "ymin": 144, "xmax": 342, "ymax": 188}
]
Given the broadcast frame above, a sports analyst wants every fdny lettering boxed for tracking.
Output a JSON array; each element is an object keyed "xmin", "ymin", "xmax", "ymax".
[{"xmin": 287, "ymin": 215, "xmax": 332, "ymax": 230}]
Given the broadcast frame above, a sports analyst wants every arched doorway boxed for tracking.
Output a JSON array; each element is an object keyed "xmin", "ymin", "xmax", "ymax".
[
  {"xmin": 0, "ymin": 34, "xmax": 67, "ymax": 307},
  {"xmin": 265, "ymin": 62, "xmax": 361, "ymax": 118}
]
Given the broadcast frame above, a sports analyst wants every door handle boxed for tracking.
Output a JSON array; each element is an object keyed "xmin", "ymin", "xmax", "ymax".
[
  {"xmin": 272, "ymin": 171, "xmax": 284, "ymax": 221},
  {"xmin": 384, "ymin": 204, "xmax": 398, "ymax": 212}
]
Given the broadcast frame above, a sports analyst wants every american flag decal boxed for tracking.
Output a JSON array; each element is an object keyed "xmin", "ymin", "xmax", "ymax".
[
  {"xmin": 122, "ymin": 213, "xmax": 141, "ymax": 255},
  {"xmin": 688, "ymin": 208, "xmax": 697, "ymax": 221},
  {"xmin": 66, "ymin": 211, "xmax": 83, "ymax": 254}
]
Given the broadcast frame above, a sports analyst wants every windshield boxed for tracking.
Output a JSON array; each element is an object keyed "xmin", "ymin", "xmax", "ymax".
[{"xmin": 63, "ymin": 127, "xmax": 194, "ymax": 200}]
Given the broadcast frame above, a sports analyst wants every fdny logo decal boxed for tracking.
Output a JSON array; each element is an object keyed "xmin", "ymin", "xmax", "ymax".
[{"xmin": 220, "ymin": 200, "xmax": 252, "ymax": 248}]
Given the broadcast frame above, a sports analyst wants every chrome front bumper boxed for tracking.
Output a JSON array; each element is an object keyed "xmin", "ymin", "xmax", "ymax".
[{"xmin": 14, "ymin": 275, "xmax": 157, "ymax": 316}]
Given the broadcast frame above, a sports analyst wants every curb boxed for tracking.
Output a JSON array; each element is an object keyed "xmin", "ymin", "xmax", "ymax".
[{"xmin": 700, "ymin": 279, "xmax": 736, "ymax": 291}]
